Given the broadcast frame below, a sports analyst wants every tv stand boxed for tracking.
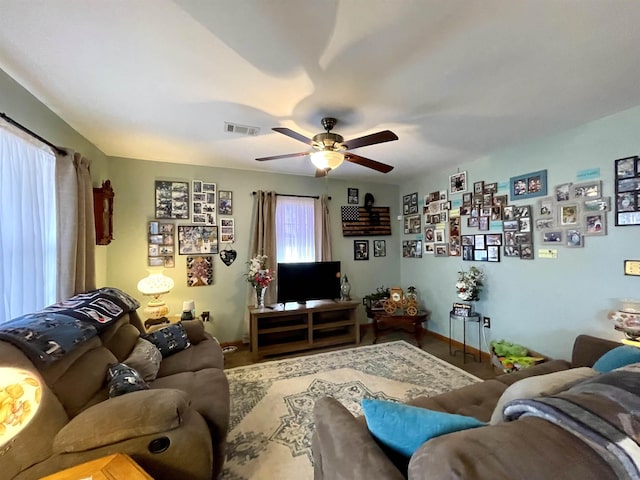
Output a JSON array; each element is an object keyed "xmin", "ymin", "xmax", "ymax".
[{"xmin": 249, "ymin": 300, "xmax": 360, "ymax": 360}]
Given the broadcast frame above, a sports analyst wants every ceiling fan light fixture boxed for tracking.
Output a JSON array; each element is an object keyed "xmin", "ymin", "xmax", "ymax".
[{"xmin": 311, "ymin": 150, "xmax": 344, "ymax": 170}]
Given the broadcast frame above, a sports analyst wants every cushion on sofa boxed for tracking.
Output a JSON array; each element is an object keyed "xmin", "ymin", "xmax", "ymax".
[
  {"xmin": 142, "ymin": 322, "xmax": 191, "ymax": 358},
  {"xmin": 107, "ymin": 363, "xmax": 149, "ymax": 397},
  {"xmin": 489, "ymin": 367, "xmax": 598, "ymax": 424},
  {"xmin": 592, "ymin": 345, "xmax": 640, "ymax": 372},
  {"xmin": 123, "ymin": 337, "xmax": 163, "ymax": 381},
  {"xmin": 53, "ymin": 388, "xmax": 190, "ymax": 453},
  {"xmin": 361, "ymin": 399, "xmax": 486, "ymax": 457}
]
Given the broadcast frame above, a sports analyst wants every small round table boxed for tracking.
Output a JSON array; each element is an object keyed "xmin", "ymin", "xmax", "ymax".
[
  {"xmin": 449, "ymin": 311, "xmax": 482, "ymax": 363},
  {"xmin": 368, "ymin": 309, "xmax": 430, "ymax": 347}
]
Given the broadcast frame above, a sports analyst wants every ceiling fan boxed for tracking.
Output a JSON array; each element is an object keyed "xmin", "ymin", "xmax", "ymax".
[{"xmin": 256, "ymin": 117, "xmax": 397, "ymax": 177}]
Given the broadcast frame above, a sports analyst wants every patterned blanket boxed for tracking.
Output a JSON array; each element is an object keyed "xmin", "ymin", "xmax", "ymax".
[
  {"xmin": 504, "ymin": 366, "xmax": 640, "ymax": 480},
  {"xmin": 0, "ymin": 287, "xmax": 139, "ymax": 364}
]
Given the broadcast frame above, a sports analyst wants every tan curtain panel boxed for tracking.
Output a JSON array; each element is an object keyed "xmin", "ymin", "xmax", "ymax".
[
  {"xmin": 56, "ymin": 150, "xmax": 96, "ymax": 299},
  {"xmin": 314, "ymin": 194, "xmax": 332, "ymax": 261},
  {"xmin": 250, "ymin": 191, "xmax": 278, "ymax": 304}
]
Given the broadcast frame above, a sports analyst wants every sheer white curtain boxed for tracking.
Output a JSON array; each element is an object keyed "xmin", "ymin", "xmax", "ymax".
[
  {"xmin": 276, "ymin": 196, "xmax": 315, "ymax": 263},
  {"xmin": 0, "ymin": 120, "xmax": 56, "ymax": 321}
]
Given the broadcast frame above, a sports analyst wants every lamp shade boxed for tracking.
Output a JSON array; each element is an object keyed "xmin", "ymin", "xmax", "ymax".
[
  {"xmin": 0, "ymin": 368, "xmax": 42, "ymax": 447},
  {"xmin": 137, "ymin": 269, "xmax": 175, "ymax": 296},
  {"xmin": 311, "ymin": 150, "xmax": 344, "ymax": 170}
]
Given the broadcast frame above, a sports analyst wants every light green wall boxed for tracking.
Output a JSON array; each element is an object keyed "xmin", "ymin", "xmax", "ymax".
[
  {"xmin": 107, "ymin": 157, "xmax": 401, "ymax": 341},
  {"xmin": 0, "ymin": 68, "xmax": 110, "ymax": 285},
  {"xmin": 400, "ymin": 105, "xmax": 640, "ymax": 361}
]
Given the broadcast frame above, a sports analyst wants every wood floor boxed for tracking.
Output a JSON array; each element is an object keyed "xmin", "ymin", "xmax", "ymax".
[{"xmin": 222, "ymin": 327, "xmax": 498, "ymax": 380}]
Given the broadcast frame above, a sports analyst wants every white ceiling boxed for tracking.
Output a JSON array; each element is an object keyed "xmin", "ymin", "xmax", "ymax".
[{"xmin": 1, "ymin": 0, "xmax": 640, "ymax": 184}]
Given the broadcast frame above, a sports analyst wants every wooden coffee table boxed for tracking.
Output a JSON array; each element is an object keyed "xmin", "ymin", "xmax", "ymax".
[{"xmin": 369, "ymin": 310, "xmax": 430, "ymax": 346}]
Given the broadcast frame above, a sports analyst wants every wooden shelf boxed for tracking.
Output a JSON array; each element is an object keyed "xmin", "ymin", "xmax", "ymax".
[{"xmin": 249, "ymin": 300, "xmax": 360, "ymax": 360}]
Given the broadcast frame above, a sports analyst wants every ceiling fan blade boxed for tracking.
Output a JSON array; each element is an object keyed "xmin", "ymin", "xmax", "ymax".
[
  {"xmin": 342, "ymin": 130, "xmax": 398, "ymax": 150},
  {"xmin": 315, "ymin": 168, "xmax": 330, "ymax": 178},
  {"xmin": 345, "ymin": 153, "xmax": 394, "ymax": 173},
  {"xmin": 273, "ymin": 127, "xmax": 314, "ymax": 146},
  {"xmin": 256, "ymin": 152, "xmax": 309, "ymax": 161}
]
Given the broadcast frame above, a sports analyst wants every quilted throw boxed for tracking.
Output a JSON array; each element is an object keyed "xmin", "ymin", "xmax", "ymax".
[
  {"xmin": 504, "ymin": 366, "xmax": 640, "ymax": 480},
  {"xmin": 0, "ymin": 287, "xmax": 139, "ymax": 364}
]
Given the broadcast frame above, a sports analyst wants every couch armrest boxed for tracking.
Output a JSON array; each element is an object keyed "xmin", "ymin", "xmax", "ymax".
[
  {"xmin": 571, "ymin": 334, "xmax": 620, "ymax": 367},
  {"xmin": 53, "ymin": 389, "xmax": 189, "ymax": 453},
  {"xmin": 312, "ymin": 397, "xmax": 405, "ymax": 480},
  {"xmin": 180, "ymin": 319, "xmax": 208, "ymax": 344}
]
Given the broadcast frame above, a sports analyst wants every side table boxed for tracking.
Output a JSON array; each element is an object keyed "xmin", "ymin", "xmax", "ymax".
[
  {"xmin": 40, "ymin": 453, "xmax": 152, "ymax": 479},
  {"xmin": 369, "ymin": 310, "xmax": 431, "ymax": 347},
  {"xmin": 449, "ymin": 311, "xmax": 482, "ymax": 363}
]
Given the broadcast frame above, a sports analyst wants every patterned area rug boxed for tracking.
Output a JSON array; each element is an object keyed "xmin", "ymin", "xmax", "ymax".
[{"xmin": 222, "ymin": 341, "xmax": 480, "ymax": 480}]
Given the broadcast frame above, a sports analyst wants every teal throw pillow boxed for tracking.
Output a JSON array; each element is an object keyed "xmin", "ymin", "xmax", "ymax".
[
  {"xmin": 361, "ymin": 399, "xmax": 486, "ymax": 457},
  {"xmin": 593, "ymin": 345, "xmax": 640, "ymax": 373}
]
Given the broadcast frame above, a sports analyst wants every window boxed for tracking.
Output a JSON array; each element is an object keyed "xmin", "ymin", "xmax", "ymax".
[
  {"xmin": 0, "ymin": 125, "xmax": 56, "ymax": 322},
  {"xmin": 276, "ymin": 196, "xmax": 315, "ymax": 263}
]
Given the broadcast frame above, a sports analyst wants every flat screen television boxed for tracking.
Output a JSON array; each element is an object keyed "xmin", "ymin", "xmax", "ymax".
[{"xmin": 277, "ymin": 261, "xmax": 341, "ymax": 304}]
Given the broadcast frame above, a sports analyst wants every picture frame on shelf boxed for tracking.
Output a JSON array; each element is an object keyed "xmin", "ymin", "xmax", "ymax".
[
  {"xmin": 452, "ymin": 303, "xmax": 472, "ymax": 317},
  {"xmin": 509, "ymin": 169, "xmax": 547, "ymax": 200}
]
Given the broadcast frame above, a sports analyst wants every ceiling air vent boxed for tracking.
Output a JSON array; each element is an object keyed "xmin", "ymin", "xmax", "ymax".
[{"xmin": 224, "ymin": 122, "xmax": 260, "ymax": 136}]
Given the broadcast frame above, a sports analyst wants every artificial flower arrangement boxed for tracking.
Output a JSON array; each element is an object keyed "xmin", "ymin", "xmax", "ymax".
[
  {"xmin": 246, "ymin": 254, "xmax": 274, "ymax": 289},
  {"xmin": 455, "ymin": 266, "xmax": 484, "ymax": 301}
]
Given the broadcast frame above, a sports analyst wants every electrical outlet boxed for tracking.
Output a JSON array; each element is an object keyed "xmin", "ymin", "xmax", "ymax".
[{"xmin": 483, "ymin": 316, "xmax": 491, "ymax": 328}]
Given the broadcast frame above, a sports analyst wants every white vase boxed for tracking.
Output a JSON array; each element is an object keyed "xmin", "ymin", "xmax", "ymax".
[{"xmin": 255, "ymin": 285, "xmax": 267, "ymax": 308}]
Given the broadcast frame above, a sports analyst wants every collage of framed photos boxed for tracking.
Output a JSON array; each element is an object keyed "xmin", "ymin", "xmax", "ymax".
[
  {"xmin": 533, "ymin": 180, "xmax": 609, "ymax": 248},
  {"xmin": 148, "ymin": 221, "xmax": 175, "ymax": 267},
  {"xmin": 614, "ymin": 155, "xmax": 640, "ymax": 226}
]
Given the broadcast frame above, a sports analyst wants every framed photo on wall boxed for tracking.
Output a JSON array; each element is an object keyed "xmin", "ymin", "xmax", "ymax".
[
  {"xmin": 509, "ymin": 170, "xmax": 547, "ymax": 200},
  {"xmin": 178, "ymin": 225, "xmax": 219, "ymax": 254},
  {"xmin": 155, "ymin": 181, "xmax": 189, "ymax": 219},
  {"xmin": 373, "ymin": 240, "xmax": 386, "ymax": 257},
  {"xmin": 449, "ymin": 171, "xmax": 468, "ymax": 194},
  {"xmin": 614, "ymin": 156, "xmax": 640, "ymax": 226},
  {"xmin": 348, "ymin": 188, "xmax": 359, "ymax": 204},
  {"xmin": 218, "ymin": 190, "xmax": 232, "ymax": 215},
  {"xmin": 354, "ymin": 240, "xmax": 369, "ymax": 260}
]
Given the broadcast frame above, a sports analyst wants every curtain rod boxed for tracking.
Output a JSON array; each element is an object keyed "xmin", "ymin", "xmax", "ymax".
[
  {"xmin": 0, "ymin": 112, "xmax": 67, "ymax": 156},
  {"xmin": 252, "ymin": 192, "xmax": 331, "ymax": 200}
]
